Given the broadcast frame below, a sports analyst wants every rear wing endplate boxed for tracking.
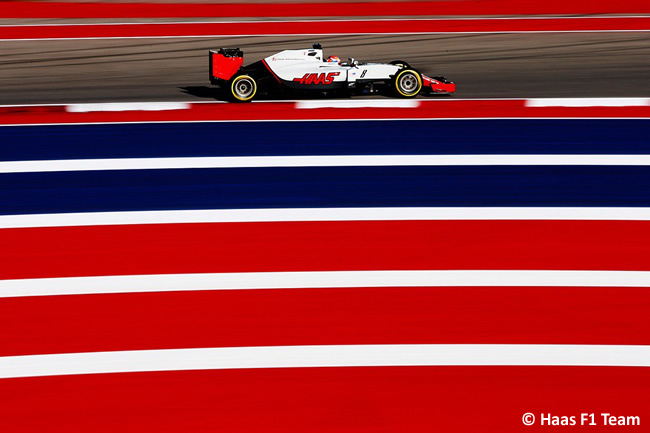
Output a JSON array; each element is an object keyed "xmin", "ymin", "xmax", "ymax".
[{"xmin": 209, "ymin": 48, "xmax": 244, "ymax": 84}]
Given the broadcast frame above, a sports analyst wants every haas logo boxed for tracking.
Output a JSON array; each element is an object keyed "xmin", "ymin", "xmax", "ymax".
[{"xmin": 293, "ymin": 72, "xmax": 340, "ymax": 85}]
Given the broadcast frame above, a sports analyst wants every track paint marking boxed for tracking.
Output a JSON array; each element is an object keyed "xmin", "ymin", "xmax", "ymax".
[
  {"xmin": 4, "ymin": 167, "xmax": 650, "ymax": 214},
  {"xmin": 2, "ymin": 1, "xmax": 650, "ymax": 19},
  {"xmin": 3, "ymin": 16, "xmax": 648, "ymax": 28},
  {"xmin": 1, "ymin": 367, "xmax": 645, "ymax": 433},
  {"xmin": 3, "ymin": 100, "xmax": 650, "ymax": 125},
  {"xmin": 3, "ymin": 1, "xmax": 650, "ymax": 19},
  {"xmin": 1, "ymin": 270, "xmax": 650, "ymax": 298},
  {"xmin": 1, "ymin": 344, "xmax": 648, "ymax": 379},
  {"xmin": 526, "ymin": 98, "xmax": 650, "ymax": 107},
  {"xmin": 4, "ymin": 155, "xmax": 650, "ymax": 173},
  {"xmin": 3, "ymin": 221, "xmax": 650, "ymax": 279},
  {"xmin": 2, "ymin": 208, "xmax": 650, "ymax": 229},
  {"xmin": 4, "ymin": 118, "xmax": 650, "ymax": 127},
  {"xmin": 2, "ymin": 285, "xmax": 648, "ymax": 356},
  {"xmin": 296, "ymin": 100, "xmax": 421, "ymax": 109},
  {"xmin": 66, "ymin": 102, "xmax": 191, "ymax": 113}
]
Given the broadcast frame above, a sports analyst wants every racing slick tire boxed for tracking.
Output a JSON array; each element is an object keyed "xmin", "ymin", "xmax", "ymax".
[
  {"xmin": 389, "ymin": 60, "xmax": 412, "ymax": 69},
  {"xmin": 229, "ymin": 74, "xmax": 257, "ymax": 102},
  {"xmin": 392, "ymin": 68, "xmax": 422, "ymax": 98}
]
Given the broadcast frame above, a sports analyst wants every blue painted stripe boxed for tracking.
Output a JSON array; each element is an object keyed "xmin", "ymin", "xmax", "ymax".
[
  {"xmin": 2, "ymin": 166, "xmax": 650, "ymax": 215},
  {"xmin": 1, "ymin": 120, "xmax": 650, "ymax": 161}
]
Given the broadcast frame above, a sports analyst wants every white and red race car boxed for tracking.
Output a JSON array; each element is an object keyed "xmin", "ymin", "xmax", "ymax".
[{"xmin": 209, "ymin": 44, "xmax": 455, "ymax": 102}]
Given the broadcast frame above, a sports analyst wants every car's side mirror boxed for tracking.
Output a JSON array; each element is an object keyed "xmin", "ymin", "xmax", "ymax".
[{"xmin": 348, "ymin": 57, "xmax": 359, "ymax": 67}]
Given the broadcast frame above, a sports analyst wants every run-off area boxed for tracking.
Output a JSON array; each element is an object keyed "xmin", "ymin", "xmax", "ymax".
[{"xmin": 1, "ymin": 114, "xmax": 650, "ymax": 432}]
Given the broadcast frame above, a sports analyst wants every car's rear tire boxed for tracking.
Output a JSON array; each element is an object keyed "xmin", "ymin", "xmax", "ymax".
[
  {"xmin": 392, "ymin": 69, "xmax": 422, "ymax": 98},
  {"xmin": 229, "ymin": 74, "xmax": 257, "ymax": 102}
]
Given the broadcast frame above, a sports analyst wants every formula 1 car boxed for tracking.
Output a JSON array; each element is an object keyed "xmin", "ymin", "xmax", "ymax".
[{"xmin": 209, "ymin": 43, "xmax": 455, "ymax": 102}]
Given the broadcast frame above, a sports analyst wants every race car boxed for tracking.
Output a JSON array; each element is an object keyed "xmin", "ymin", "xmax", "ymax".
[{"xmin": 209, "ymin": 43, "xmax": 455, "ymax": 102}]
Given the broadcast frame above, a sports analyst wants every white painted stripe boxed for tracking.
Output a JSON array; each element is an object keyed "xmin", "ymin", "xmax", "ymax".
[
  {"xmin": 66, "ymin": 102, "xmax": 190, "ymax": 113},
  {"xmin": 0, "ymin": 344, "xmax": 647, "ymax": 379},
  {"xmin": 295, "ymin": 100, "xmax": 420, "ymax": 109},
  {"xmin": 526, "ymin": 98, "xmax": 650, "ymax": 107},
  {"xmin": 1, "ymin": 271, "xmax": 650, "ymax": 298},
  {"xmin": 2, "ymin": 207, "xmax": 650, "ymax": 229},
  {"xmin": 3, "ymin": 117, "xmax": 650, "ymax": 128},
  {"xmin": 4, "ymin": 154, "xmax": 650, "ymax": 173}
]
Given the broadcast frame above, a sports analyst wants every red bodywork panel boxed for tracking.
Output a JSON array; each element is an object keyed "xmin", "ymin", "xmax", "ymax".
[
  {"xmin": 210, "ymin": 51, "xmax": 243, "ymax": 81},
  {"xmin": 422, "ymin": 73, "xmax": 456, "ymax": 94}
]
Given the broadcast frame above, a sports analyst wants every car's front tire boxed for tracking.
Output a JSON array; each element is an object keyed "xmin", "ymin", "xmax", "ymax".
[
  {"xmin": 229, "ymin": 74, "xmax": 257, "ymax": 102},
  {"xmin": 392, "ymin": 69, "xmax": 422, "ymax": 98},
  {"xmin": 389, "ymin": 60, "xmax": 412, "ymax": 69}
]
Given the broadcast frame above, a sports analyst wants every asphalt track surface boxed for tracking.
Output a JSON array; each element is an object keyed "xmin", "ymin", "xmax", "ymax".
[{"xmin": 2, "ymin": 32, "xmax": 649, "ymax": 104}]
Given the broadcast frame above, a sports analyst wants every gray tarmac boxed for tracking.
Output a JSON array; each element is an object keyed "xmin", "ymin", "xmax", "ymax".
[{"xmin": 1, "ymin": 33, "xmax": 649, "ymax": 104}]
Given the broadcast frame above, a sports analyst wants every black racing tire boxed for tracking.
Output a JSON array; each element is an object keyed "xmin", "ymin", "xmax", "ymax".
[
  {"xmin": 229, "ymin": 74, "xmax": 257, "ymax": 102},
  {"xmin": 392, "ymin": 68, "xmax": 422, "ymax": 98},
  {"xmin": 389, "ymin": 60, "xmax": 412, "ymax": 69}
]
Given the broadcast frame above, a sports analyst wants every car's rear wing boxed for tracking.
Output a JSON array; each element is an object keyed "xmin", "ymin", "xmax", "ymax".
[{"xmin": 209, "ymin": 48, "xmax": 244, "ymax": 84}]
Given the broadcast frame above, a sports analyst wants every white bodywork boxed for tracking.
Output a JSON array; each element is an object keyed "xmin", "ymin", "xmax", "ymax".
[{"xmin": 264, "ymin": 48, "xmax": 400, "ymax": 85}]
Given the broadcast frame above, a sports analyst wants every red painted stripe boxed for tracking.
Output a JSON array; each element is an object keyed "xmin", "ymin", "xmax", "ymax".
[
  {"xmin": 1, "ymin": 1, "xmax": 649, "ymax": 19},
  {"xmin": 0, "ymin": 367, "xmax": 647, "ymax": 432},
  {"xmin": 3, "ymin": 221, "xmax": 650, "ymax": 280},
  {"xmin": 262, "ymin": 59, "xmax": 282, "ymax": 83},
  {"xmin": 1, "ymin": 17, "xmax": 648, "ymax": 41},
  {"xmin": 2, "ymin": 101, "xmax": 650, "ymax": 125},
  {"xmin": 1, "ymin": 286, "xmax": 648, "ymax": 357}
]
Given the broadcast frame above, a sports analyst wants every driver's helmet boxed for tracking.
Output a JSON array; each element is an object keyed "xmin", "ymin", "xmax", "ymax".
[{"xmin": 326, "ymin": 55, "xmax": 341, "ymax": 64}]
